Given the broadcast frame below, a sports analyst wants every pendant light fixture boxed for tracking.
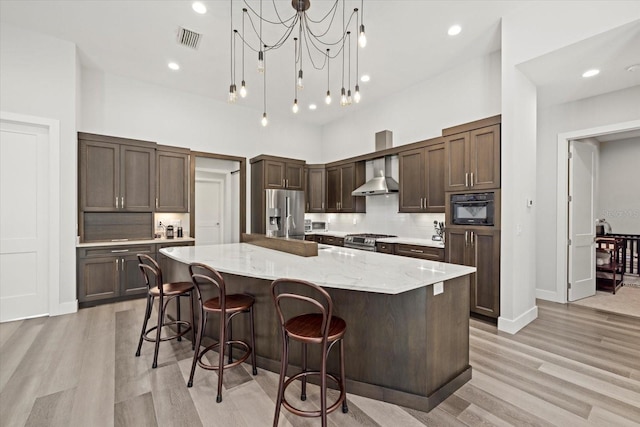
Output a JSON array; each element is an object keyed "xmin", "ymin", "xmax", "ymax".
[
  {"xmin": 358, "ymin": 0, "xmax": 367, "ymax": 48},
  {"xmin": 261, "ymin": 45, "xmax": 268, "ymax": 126},
  {"xmin": 227, "ymin": 0, "xmax": 368, "ymax": 124}
]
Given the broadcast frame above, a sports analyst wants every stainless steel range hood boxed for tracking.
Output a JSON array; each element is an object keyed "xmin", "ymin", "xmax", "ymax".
[{"xmin": 351, "ymin": 131, "xmax": 399, "ymax": 196}]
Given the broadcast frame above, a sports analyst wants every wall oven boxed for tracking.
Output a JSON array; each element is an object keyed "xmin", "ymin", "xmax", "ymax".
[{"xmin": 451, "ymin": 192, "xmax": 495, "ymax": 226}]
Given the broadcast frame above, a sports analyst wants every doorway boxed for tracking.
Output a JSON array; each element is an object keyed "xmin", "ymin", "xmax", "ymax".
[{"xmin": 556, "ymin": 119, "xmax": 640, "ymax": 304}]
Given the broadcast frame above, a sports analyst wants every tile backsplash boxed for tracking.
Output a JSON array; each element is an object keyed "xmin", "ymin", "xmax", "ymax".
[{"xmin": 305, "ymin": 193, "xmax": 445, "ymax": 239}]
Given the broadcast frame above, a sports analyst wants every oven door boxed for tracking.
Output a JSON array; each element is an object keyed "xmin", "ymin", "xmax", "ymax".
[{"xmin": 452, "ymin": 200, "xmax": 494, "ymax": 225}]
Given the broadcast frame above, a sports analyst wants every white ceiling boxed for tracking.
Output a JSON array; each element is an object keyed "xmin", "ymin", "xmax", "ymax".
[{"xmin": 1, "ymin": 1, "xmax": 638, "ymax": 126}]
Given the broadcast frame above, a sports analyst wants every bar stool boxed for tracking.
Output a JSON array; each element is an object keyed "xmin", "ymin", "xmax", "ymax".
[
  {"xmin": 135, "ymin": 253, "xmax": 195, "ymax": 369},
  {"xmin": 271, "ymin": 278, "xmax": 348, "ymax": 427},
  {"xmin": 187, "ymin": 263, "xmax": 257, "ymax": 403}
]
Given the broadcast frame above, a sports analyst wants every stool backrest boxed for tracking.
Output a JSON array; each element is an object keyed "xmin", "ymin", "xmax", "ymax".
[
  {"xmin": 271, "ymin": 278, "xmax": 334, "ymax": 341},
  {"xmin": 189, "ymin": 263, "xmax": 227, "ymax": 314},
  {"xmin": 137, "ymin": 253, "xmax": 163, "ymax": 296}
]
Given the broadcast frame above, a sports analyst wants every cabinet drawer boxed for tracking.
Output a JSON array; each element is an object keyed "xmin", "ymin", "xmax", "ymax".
[
  {"xmin": 376, "ymin": 242, "xmax": 395, "ymax": 254},
  {"xmin": 79, "ymin": 244, "xmax": 156, "ymax": 259},
  {"xmin": 322, "ymin": 236, "xmax": 344, "ymax": 247},
  {"xmin": 395, "ymin": 244, "xmax": 444, "ymax": 261},
  {"xmin": 305, "ymin": 234, "xmax": 316, "ymax": 241}
]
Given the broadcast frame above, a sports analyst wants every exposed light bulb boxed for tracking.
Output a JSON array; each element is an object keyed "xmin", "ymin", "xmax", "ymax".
[
  {"xmin": 228, "ymin": 84, "xmax": 237, "ymax": 103},
  {"xmin": 257, "ymin": 51, "xmax": 264, "ymax": 73},
  {"xmin": 292, "ymin": 99, "xmax": 299, "ymax": 113},
  {"xmin": 297, "ymin": 70, "xmax": 304, "ymax": 89},
  {"xmin": 347, "ymin": 89, "xmax": 353, "ymax": 105},
  {"xmin": 325, "ymin": 91, "xmax": 332, "ymax": 105},
  {"xmin": 358, "ymin": 25, "xmax": 367, "ymax": 48},
  {"xmin": 261, "ymin": 113, "xmax": 268, "ymax": 126},
  {"xmin": 240, "ymin": 81, "xmax": 247, "ymax": 98},
  {"xmin": 340, "ymin": 88, "xmax": 347, "ymax": 106},
  {"xmin": 354, "ymin": 85, "xmax": 361, "ymax": 103}
]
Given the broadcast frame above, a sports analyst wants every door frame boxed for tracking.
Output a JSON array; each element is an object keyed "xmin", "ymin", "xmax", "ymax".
[
  {"xmin": 555, "ymin": 119, "xmax": 640, "ymax": 303},
  {"xmin": 1, "ymin": 111, "xmax": 62, "ymax": 318}
]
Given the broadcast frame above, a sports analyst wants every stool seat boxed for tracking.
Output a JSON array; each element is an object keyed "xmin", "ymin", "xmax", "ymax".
[
  {"xmin": 285, "ymin": 313, "xmax": 346, "ymax": 343},
  {"xmin": 149, "ymin": 281, "xmax": 194, "ymax": 297},
  {"xmin": 203, "ymin": 294, "xmax": 255, "ymax": 312}
]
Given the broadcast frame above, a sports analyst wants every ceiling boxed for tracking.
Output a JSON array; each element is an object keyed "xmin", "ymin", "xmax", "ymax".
[{"xmin": 1, "ymin": 1, "xmax": 638, "ymax": 126}]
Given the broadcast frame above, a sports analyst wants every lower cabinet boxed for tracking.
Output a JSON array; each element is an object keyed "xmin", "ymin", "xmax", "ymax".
[
  {"xmin": 395, "ymin": 243, "xmax": 444, "ymax": 261},
  {"xmin": 445, "ymin": 228, "xmax": 500, "ymax": 318},
  {"xmin": 318, "ymin": 235, "xmax": 344, "ymax": 247}
]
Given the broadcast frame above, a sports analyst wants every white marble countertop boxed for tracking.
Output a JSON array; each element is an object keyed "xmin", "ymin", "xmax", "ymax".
[
  {"xmin": 305, "ymin": 231, "xmax": 351, "ymax": 237},
  {"xmin": 160, "ymin": 243, "xmax": 474, "ymax": 295},
  {"xmin": 77, "ymin": 237, "xmax": 195, "ymax": 248},
  {"xmin": 377, "ymin": 237, "xmax": 445, "ymax": 248}
]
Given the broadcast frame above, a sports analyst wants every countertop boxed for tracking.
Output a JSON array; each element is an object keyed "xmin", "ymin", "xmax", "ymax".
[
  {"xmin": 305, "ymin": 231, "xmax": 444, "ymax": 248},
  {"xmin": 76, "ymin": 237, "xmax": 195, "ymax": 248},
  {"xmin": 160, "ymin": 243, "xmax": 474, "ymax": 295}
]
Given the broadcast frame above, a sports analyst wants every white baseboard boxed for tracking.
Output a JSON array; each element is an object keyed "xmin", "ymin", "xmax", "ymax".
[
  {"xmin": 51, "ymin": 300, "xmax": 78, "ymax": 316},
  {"xmin": 498, "ymin": 305, "xmax": 538, "ymax": 334},
  {"xmin": 535, "ymin": 288, "xmax": 565, "ymax": 303}
]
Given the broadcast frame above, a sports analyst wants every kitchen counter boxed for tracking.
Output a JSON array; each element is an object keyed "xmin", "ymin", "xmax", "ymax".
[
  {"xmin": 377, "ymin": 236, "xmax": 444, "ymax": 248},
  {"xmin": 160, "ymin": 242, "xmax": 473, "ymax": 413},
  {"xmin": 304, "ymin": 230, "xmax": 351, "ymax": 237},
  {"xmin": 76, "ymin": 236, "xmax": 195, "ymax": 248},
  {"xmin": 160, "ymin": 243, "xmax": 473, "ymax": 294}
]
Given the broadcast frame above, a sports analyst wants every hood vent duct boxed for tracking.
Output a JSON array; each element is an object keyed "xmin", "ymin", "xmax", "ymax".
[{"xmin": 351, "ymin": 130, "xmax": 399, "ymax": 196}]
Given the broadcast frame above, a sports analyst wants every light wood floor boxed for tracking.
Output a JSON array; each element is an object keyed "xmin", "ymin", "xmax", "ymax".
[{"xmin": 1, "ymin": 299, "xmax": 639, "ymax": 427}]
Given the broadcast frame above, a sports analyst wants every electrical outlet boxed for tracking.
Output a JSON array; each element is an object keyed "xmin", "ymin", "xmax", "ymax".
[{"xmin": 433, "ymin": 282, "xmax": 444, "ymax": 295}]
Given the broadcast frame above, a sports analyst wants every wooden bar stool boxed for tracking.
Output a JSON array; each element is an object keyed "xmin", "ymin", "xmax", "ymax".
[
  {"xmin": 135, "ymin": 253, "xmax": 195, "ymax": 369},
  {"xmin": 187, "ymin": 263, "xmax": 257, "ymax": 403},
  {"xmin": 271, "ymin": 278, "xmax": 348, "ymax": 427}
]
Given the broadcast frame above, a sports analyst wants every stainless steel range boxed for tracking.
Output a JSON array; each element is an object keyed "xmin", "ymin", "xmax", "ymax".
[{"xmin": 343, "ymin": 233, "xmax": 397, "ymax": 252}]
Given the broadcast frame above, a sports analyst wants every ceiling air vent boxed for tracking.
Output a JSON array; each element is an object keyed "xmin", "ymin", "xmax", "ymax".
[{"xmin": 177, "ymin": 27, "xmax": 202, "ymax": 50}]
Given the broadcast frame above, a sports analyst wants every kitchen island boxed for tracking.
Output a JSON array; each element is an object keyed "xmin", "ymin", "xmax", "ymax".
[{"xmin": 160, "ymin": 243, "xmax": 475, "ymax": 412}]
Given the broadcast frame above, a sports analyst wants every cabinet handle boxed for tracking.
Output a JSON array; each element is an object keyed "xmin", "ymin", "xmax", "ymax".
[
  {"xmin": 156, "ymin": 198, "xmax": 158, "ymax": 209},
  {"xmin": 471, "ymin": 231, "xmax": 475, "ymax": 246},
  {"xmin": 465, "ymin": 231, "xmax": 468, "ymax": 246},
  {"xmin": 111, "ymin": 249, "xmax": 129, "ymax": 253},
  {"xmin": 121, "ymin": 197, "xmax": 124, "ymax": 208},
  {"xmin": 115, "ymin": 259, "xmax": 119, "ymax": 270},
  {"xmin": 115, "ymin": 197, "xmax": 119, "ymax": 208},
  {"xmin": 470, "ymin": 173, "xmax": 474, "ymax": 187},
  {"xmin": 122, "ymin": 257, "xmax": 125, "ymax": 271},
  {"xmin": 410, "ymin": 249, "xmax": 424, "ymax": 254},
  {"xmin": 465, "ymin": 173, "xmax": 469, "ymax": 187},
  {"xmin": 321, "ymin": 202, "xmax": 324, "ymax": 209}
]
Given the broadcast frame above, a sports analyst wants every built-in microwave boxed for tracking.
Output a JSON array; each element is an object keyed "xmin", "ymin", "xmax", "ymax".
[
  {"xmin": 451, "ymin": 192, "xmax": 495, "ymax": 226},
  {"xmin": 312, "ymin": 221, "xmax": 327, "ymax": 232}
]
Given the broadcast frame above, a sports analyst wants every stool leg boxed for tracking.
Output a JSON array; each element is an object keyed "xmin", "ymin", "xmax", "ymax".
[
  {"xmin": 273, "ymin": 335, "xmax": 289, "ymax": 427},
  {"xmin": 216, "ymin": 313, "xmax": 226, "ymax": 403},
  {"xmin": 177, "ymin": 294, "xmax": 182, "ymax": 341},
  {"xmin": 187, "ymin": 309, "xmax": 206, "ymax": 388},
  {"xmin": 340, "ymin": 338, "xmax": 348, "ymax": 413},
  {"xmin": 320, "ymin": 341, "xmax": 328, "ymax": 427},
  {"xmin": 135, "ymin": 295, "xmax": 153, "ymax": 357},
  {"xmin": 249, "ymin": 306, "xmax": 257, "ymax": 376},
  {"xmin": 300, "ymin": 343, "xmax": 307, "ymax": 401},
  {"xmin": 227, "ymin": 317, "xmax": 233, "ymax": 364},
  {"xmin": 190, "ymin": 291, "xmax": 196, "ymax": 350},
  {"xmin": 152, "ymin": 295, "xmax": 164, "ymax": 369}
]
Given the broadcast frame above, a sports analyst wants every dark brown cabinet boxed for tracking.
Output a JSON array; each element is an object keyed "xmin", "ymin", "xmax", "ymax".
[
  {"xmin": 156, "ymin": 147, "xmax": 189, "ymax": 212},
  {"xmin": 376, "ymin": 242, "xmax": 394, "ymax": 254},
  {"xmin": 395, "ymin": 243, "xmax": 444, "ymax": 261},
  {"xmin": 319, "ymin": 235, "xmax": 344, "ymax": 247},
  {"xmin": 77, "ymin": 244, "xmax": 155, "ymax": 305},
  {"xmin": 305, "ymin": 165, "xmax": 326, "ymax": 213},
  {"xmin": 399, "ymin": 143, "xmax": 445, "ymax": 213},
  {"xmin": 444, "ymin": 124, "xmax": 500, "ymax": 192},
  {"xmin": 326, "ymin": 162, "xmax": 366, "ymax": 213},
  {"xmin": 445, "ymin": 228, "xmax": 500, "ymax": 318},
  {"xmin": 262, "ymin": 159, "xmax": 304, "ymax": 190},
  {"xmin": 79, "ymin": 135, "xmax": 155, "ymax": 212}
]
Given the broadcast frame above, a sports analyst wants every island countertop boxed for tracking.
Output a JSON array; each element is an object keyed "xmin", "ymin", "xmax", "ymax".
[{"xmin": 160, "ymin": 243, "xmax": 475, "ymax": 295}]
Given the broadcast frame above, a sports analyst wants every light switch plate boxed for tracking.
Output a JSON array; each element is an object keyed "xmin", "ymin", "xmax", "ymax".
[{"xmin": 433, "ymin": 282, "xmax": 444, "ymax": 295}]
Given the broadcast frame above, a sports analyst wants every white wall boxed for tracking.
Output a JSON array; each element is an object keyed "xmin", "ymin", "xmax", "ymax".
[
  {"xmin": 536, "ymin": 86, "xmax": 640, "ymax": 299},
  {"xmin": 0, "ymin": 24, "xmax": 78, "ymax": 309},
  {"xmin": 320, "ymin": 52, "xmax": 502, "ymax": 162},
  {"xmin": 598, "ymin": 137, "xmax": 640, "ymax": 234}
]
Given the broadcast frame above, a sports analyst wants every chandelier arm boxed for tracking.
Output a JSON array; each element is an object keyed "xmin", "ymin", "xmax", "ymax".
[
  {"xmin": 243, "ymin": 6, "xmax": 298, "ymax": 51},
  {"xmin": 242, "ymin": 0, "xmax": 296, "ymax": 25},
  {"xmin": 302, "ymin": 10, "xmax": 356, "ymax": 55},
  {"xmin": 264, "ymin": 19, "xmax": 298, "ymax": 52},
  {"xmin": 304, "ymin": 0, "xmax": 339, "ymax": 24},
  {"xmin": 304, "ymin": 9, "xmax": 357, "ymax": 46}
]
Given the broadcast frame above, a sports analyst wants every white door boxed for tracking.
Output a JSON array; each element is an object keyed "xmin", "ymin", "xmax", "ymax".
[
  {"xmin": 0, "ymin": 121, "xmax": 49, "ymax": 321},
  {"xmin": 195, "ymin": 178, "xmax": 223, "ymax": 245},
  {"xmin": 568, "ymin": 140, "xmax": 597, "ymax": 301}
]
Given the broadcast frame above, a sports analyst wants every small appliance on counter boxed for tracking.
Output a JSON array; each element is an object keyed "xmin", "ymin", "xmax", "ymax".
[
  {"xmin": 166, "ymin": 225, "xmax": 174, "ymax": 239},
  {"xmin": 304, "ymin": 219, "xmax": 312, "ymax": 232},
  {"xmin": 433, "ymin": 221, "xmax": 445, "ymax": 241},
  {"xmin": 177, "ymin": 226, "xmax": 183, "ymax": 238},
  {"xmin": 311, "ymin": 221, "xmax": 328, "ymax": 232}
]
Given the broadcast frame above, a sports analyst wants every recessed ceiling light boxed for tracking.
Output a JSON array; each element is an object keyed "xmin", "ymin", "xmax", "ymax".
[
  {"xmin": 626, "ymin": 64, "xmax": 640, "ymax": 72},
  {"xmin": 582, "ymin": 69, "xmax": 600, "ymax": 78},
  {"xmin": 448, "ymin": 25, "xmax": 462, "ymax": 36},
  {"xmin": 192, "ymin": 2, "xmax": 207, "ymax": 14},
  {"xmin": 309, "ymin": 104, "xmax": 317, "ymax": 110},
  {"xmin": 168, "ymin": 62, "xmax": 180, "ymax": 71},
  {"xmin": 360, "ymin": 75, "xmax": 370, "ymax": 82}
]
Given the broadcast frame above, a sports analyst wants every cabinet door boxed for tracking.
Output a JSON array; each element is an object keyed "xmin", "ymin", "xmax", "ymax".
[
  {"xmin": 264, "ymin": 160, "xmax": 286, "ymax": 189},
  {"xmin": 121, "ymin": 145, "xmax": 155, "ymax": 211},
  {"xmin": 444, "ymin": 229, "xmax": 469, "ymax": 266},
  {"xmin": 307, "ymin": 167, "xmax": 326, "ymax": 212},
  {"xmin": 285, "ymin": 162, "xmax": 304, "ymax": 190},
  {"xmin": 470, "ymin": 229, "xmax": 500, "ymax": 318},
  {"xmin": 339, "ymin": 164, "xmax": 356, "ymax": 212},
  {"xmin": 78, "ymin": 257, "xmax": 119, "ymax": 302},
  {"xmin": 121, "ymin": 254, "xmax": 150, "ymax": 296},
  {"xmin": 424, "ymin": 143, "xmax": 445, "ymax": 213},
  {"xmin": 156, "ymin": 150, "xmax": 189, "ymax": 212},
  {"xmin": 79, "ymin": 140, "xmax": 119, "ymax": 211},
  {"xmin": 399, "ymin": 148, "xmax": 425, "ymax": 213},
  {"xmin": 326, "ymin": 167, "xmax": 340, "ymax": 212},
  {"xmin": 469, "ymin": 125, "xmax": 501, "ymax": 190},
  {"xmin": 444, "ymin": 133, "xmax": 469, "ymax": 192}
]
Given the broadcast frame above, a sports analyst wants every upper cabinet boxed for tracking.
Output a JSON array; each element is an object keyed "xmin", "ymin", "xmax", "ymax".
[
  {"xmin": 79, "ymin": 133, "xmax": 155, "ymax": 212},
  {"xmin": 156, "ymin": 146, "xmax": 189, "ymax": 212},
  {"xmin": 326, "ymin": 162, "xmax": 366, "ymax": 213},
  {"xmin": 261, "ymin": 158, "xmax": 304, "ymax": 190},
  {"xmin": 306, "ymin": 165, "xmax": 326, "ymax": 213},
  {"xmin": 444, "ymin": 122, "xmax": 500, "ymax": 192},
  {"xmin": 398, "ymin": 142, "xmax": 445, "ymax": 213}
]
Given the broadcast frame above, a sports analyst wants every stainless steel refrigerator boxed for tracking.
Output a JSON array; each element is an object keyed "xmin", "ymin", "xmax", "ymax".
[{"xmin": 265, "ymin": 189, "xmax": 305, "ymax": 239}]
